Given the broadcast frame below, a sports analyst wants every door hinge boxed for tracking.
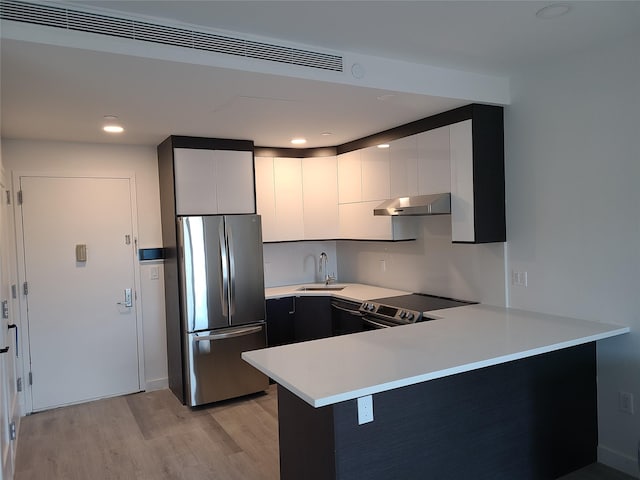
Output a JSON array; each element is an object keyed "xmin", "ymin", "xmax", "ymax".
[
  {"xmin": 9, "ymin": 422, "xmax": 16, "ymax": 441},
  {"xmin": 16, "ymin": 377, "xmax": 22, "ymax": 392},
  {"xmin": 23, "ymin": 282, "xmax": 29, "ymax": 296},
  {"xmin": 1, "ymin": 300, "xmax": 8, "ymax": 319},
  {"xmin": 11, "ymin": 284, "xmax": 17, "ymax": 299},
  {"xmin": 5, "ymin": 189, "xmax": 11, "ymax": 205},
  {"xmin": 17, "ymin": 190, "xmax": 23, "ymax": 205},
  {"xmin": 28, "ymin": 371, "xmax": 33, "ymax": 386}
]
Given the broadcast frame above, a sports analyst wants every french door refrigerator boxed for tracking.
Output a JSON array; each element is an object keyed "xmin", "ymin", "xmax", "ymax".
[{"xmin": 177, "ymin": 214, "xmax": 268, "ymax": 406}]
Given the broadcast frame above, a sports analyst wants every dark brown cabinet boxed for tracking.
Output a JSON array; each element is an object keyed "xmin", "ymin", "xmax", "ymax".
[
  {"xmin": 266, "ymin": 296, "xmax": 333, "ymax": 346},
  {"xmin": 265, "ymin": 297, "xmax": 296, "ymax": 347}
]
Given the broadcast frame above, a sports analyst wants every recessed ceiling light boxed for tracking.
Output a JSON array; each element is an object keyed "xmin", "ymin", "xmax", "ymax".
[
  {"xmin": 377, "ymin": 144, "xmax": 390, "ymax": 149},
  {"xmin": 535, "ymin": 3, "xmax": 571, "ymax": 19},
  {"xmin": 377, "ymin": 94, "xmax": 396, "ymax": 101},
  {"xmin": 102, "ymin": 115, "xmax": 124, "ymax": 134},
  {"xmin": 291, "ymin": 138, "xmax": 307, "ymax": 145},
  {"xmin": 321, "ymin": 132, "xmax": 333, "ymax": 136}
]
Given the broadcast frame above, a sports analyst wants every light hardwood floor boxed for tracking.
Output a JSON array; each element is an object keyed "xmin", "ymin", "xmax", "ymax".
[
  {"xmin": 15, "ymin": 385, "xmax": 636, "ymax": 479},
  {"xmin": 15, "ymin": 386, "xmax": 279, "ymax": 480}
]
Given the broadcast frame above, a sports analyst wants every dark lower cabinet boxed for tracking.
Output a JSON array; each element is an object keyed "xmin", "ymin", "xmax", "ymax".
[
  {"xmin": 294, "ymin": 296, "xmax": 332, "ymax": 341},
  {"xmin": 265, "ymin": 297, "xmax": 296, "ymax": 347},
  {"xmin": 266, "ymin": 296, "xmax": 333, "ymax": 346},
  {"xmin": 278, "ymin": 343, "xmax": 597, "ymax": 480}
]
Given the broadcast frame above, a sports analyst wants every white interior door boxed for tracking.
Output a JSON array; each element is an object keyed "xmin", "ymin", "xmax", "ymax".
[
  {"xmin": 20, "ymin": 176, "xmax": 141, "ymax": 411},
  {"xmin": 0, "ymin": 173, "xmax": 18, "ymax": 480}
]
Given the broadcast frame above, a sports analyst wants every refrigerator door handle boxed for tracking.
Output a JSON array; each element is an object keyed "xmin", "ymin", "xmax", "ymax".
[
  {"xmin": 195, "ymin": 325, "xmax": 263, "ymax": 341},
  {"xmin": 219, "ymin": 220, "xmax": 229, "ymax": 318},
  {"xmin": 227, "ymin": 223, "xmax": 236, "ymax": 318}
]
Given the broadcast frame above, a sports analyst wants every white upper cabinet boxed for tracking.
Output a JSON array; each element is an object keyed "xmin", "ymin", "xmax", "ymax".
[
  {"xmin": 361, "ymin": 146, "xmax": 390, "ymax": 202},
  {"xmin": 389, "ymin": 135, "xmax": 419, "ymax": 198},
  {"xmin": 338, "ymin": 201, "xmax": 417, "ymax": 241},
  {"xmin": 449, "ymin": 120, "xmax": 476, "ymax": 243},
  {"xmin": 388, "ymin": 127, "xmax": 450, "ymax": 198},
  {"xmin": 255, "ymin": 156, "xmax": 305, "ymax": 242},
  {"xmin": 337, "ymin": 150, "xmax": 362, "ymax": 204},
  {"xmin": 274, "ymin": 157, "xmax": 305, "ymax": 241},
  {"xmin": 302, "ymin": 156, "xmax": 339, "ymax": 239},
  {"xmin": 254, "ymin": 156, "xmax": 277, "ymax": 241},
  {"xmin": 416, "ymin": 126, "xmax": 451, "ymax": 195},
  {"xmin": 215, "ymin": 150, "xmax": 256, "ymax": 214},
  {"xmin": 173, "ymin": 148, "xmax": 255, "ymax": 215}
]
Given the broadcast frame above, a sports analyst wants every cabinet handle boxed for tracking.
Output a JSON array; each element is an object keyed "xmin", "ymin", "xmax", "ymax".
[{"xmin": 0, "ymin": 346, "xmax": 9, "ymax": 354}]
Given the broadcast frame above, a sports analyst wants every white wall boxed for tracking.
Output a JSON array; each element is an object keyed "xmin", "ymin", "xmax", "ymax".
[
  {"xmin": 505, "ymin": 34, "xmax": 640, "ymax": 476},
  {"xmin": 263, "ymin": 241, "xmax": 338, "ymax": 287},
  {"xmin": 1, "ymin": 139, "xmax": 168, "ymax": 392},
  {"xmin": 337, "ymin": 216, "xmax": 506, "ymax": 305}
]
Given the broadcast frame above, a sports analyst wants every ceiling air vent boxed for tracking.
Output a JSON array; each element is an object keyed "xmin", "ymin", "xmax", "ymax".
[{"xmin": 0, "ymin": 0, "xmax": 344, "ymax": 72}]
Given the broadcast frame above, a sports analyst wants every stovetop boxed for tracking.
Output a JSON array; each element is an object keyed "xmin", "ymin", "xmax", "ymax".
[{"xmin": 368, "ymin": 293, "xmax": 476, "ymax": 312}]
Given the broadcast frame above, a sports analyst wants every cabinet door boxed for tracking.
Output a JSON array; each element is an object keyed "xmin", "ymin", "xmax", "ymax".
[
  {"xmin": 337, "ymin": 150, "xmax": 362, "ymax": 204},
  {"xmin": 274, "ymin": 158, "xmax": 304, "ymax": 241},
  {"xmin": 294, "ymin": 297, "xmax": 332, "ymax": 342},
  {"xmin": 389, "ymin": 135, "xmax": 419, "ymax": 198},
  {"xmin": 449, "ymin": 120, "xmax": 475, "ymax": 242},
  {"xmin": 361, "ymin": 146, "xmax": 390, "ymax": 202},
  {"xmin": 302, "ymin": 156, "xmax": 339, "ymax": 239},
  {"xmin": 266, "ymin": 298, "xmax": 296, "ymax": 347},
  {"xmin": 173, "ymin": 148, "xmax": 218, "ymax": 215},
  {"xmin": 216, "ymin": 150, "xmax": 255, "ymax": 214},
  {"xmin": 417, "ymin": 126, "xmax": 451, "ymax": 195},
  {"xmin": 255, "ymin": 156, "xmax": 277, "ymax": 242},
  {"xmin": 339, "ymin": 201, "xmax": 393, "ymax": 240}
]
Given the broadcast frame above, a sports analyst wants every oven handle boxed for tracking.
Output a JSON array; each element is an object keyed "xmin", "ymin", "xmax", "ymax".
[
  {"xmin": 330, "ymin": 303, "xmax": 365, "ymax": 317},
  {"xmin": 362, "ymin": 317, "xmax": 393, "ymax": 329}
]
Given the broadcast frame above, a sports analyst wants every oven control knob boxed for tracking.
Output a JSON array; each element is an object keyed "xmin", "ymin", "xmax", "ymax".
[
  {"xmin": 399, "ymin": 311, "xmax": 406, "ymax": 319},
  {"xmin": 406, "ymin": 313, "xmax": 414, "ymax": 321},
  {"xmin": 368, "ymin": 304, "xmax": 376, "ymax": 311}
]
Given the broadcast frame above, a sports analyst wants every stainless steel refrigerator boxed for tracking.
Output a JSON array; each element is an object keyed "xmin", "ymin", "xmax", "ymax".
[{"xmin": 177, "ymin": 214, "xmax": 268, "ymax": 406}]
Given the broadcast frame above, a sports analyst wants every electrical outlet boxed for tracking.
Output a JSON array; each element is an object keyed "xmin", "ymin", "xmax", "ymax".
[
  {"xmin": 511, "ymin": 270, "xmax": 528, "ymax": 287},
  {"xmin": 379, "ymin": 260, "xmax": 386, "ymax": 272},
  {"xmin": 618, "ymin": 391, "xmax": 634, "ymax": 414},
  {"xmin": 357, "ymin": 395, "xmax": 374, "ymax": 425}
]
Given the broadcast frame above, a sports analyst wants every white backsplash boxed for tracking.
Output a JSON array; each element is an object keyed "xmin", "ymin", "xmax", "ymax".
[
  {"xmin": 336, "ymin": 216, "xmax": 506, "ymax": 306},
  {"xmin": 262, "ymin": 217, "xmax": 505, "ymax": 305},
  {"xmin": 263, "ymin": 241, "xmax": 338, "ymax": 287}
]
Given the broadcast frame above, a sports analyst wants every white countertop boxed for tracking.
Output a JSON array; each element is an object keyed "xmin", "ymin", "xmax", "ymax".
[
  {"xmin": 243, "ymin": 303, "xmax": 629, "ymax": 408},
  {"xmin": 265, "ymin": 283, "xmax": 410, "ymax": 302}
]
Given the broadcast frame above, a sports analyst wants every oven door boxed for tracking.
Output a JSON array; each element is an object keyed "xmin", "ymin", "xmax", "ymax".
[
  {"xmin": 331, "ymin": 299, "xmax": 365, "ymax": 335},
  {"xmin": 362, "ymin": 315, "xmax": 398, "ymax": 330}
]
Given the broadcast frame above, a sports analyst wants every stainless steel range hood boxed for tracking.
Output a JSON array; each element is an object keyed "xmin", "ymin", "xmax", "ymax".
[{"xmin": 373, "ymin": 193, "xmax": 451, "ymax": 216}]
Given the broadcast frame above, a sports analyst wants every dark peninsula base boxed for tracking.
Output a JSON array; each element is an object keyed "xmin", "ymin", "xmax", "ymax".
[{"xmin": 278, "ymin": 343, "xmax": 597, "ymax": 480}]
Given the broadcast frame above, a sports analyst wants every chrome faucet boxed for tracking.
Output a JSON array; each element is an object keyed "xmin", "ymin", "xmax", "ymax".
[{"xmin": 319, "ymin": 252, "xmax": 336, "ymax": 285}]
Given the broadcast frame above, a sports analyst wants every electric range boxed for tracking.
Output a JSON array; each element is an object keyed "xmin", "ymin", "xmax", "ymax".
[{"xmin": 358, "ymin": 293, "xmax": 476, "ymax": 328}]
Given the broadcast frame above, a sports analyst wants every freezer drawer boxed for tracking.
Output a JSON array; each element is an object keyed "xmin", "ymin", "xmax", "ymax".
[{"xmin": 186, "ymin": 324, "xmax": 268, "ymax": 406}]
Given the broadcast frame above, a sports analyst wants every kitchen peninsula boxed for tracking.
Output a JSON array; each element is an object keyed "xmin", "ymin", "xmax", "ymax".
[{"xmin": 243, "ymin": 296, "xmax": 629, "ymax": 479}]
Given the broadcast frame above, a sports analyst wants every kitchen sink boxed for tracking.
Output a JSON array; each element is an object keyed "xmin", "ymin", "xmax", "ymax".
[{"xmin": 296, "ymin": 286, "xmax": 345, "ymax": 291}]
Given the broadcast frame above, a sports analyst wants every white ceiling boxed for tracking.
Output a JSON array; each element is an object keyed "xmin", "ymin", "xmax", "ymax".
[{"xmin": 2, "ymin": 1, "xmax": 639, "ymax": 148}]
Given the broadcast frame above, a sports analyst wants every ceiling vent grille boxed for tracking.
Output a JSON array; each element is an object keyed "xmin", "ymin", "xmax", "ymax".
[{"xmin": 0, "ymin": 0, "xmax": 344, "ymax": 72}]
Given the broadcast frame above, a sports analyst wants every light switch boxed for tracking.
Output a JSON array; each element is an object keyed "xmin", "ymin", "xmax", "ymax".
[
  {"xmin": 357, "ymin": 395, "xmax": 374, "ymax": 425},
  {"xmin": 150, "ymin": 266, "xmax": 159, "ymax": 280},
  {"xmin": 75, "ymin": 244, "xmax": 87, "ymax": 262}
]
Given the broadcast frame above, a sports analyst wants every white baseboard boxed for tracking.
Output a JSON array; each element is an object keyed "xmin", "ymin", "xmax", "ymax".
[
  {"xmin": 145, "ymin": 377, "xmax": 169, "ymax": 391},
  {"xmin": 598, "ymin": 444, "xmax": 640, "ymax": 478}
]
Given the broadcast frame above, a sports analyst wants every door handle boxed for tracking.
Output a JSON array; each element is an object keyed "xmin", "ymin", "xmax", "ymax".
[
  {"xmin": 7, "ymin": 324, "xmax": 18, "ymax": 357},
  {"xmin": 117, "ymin": 288, "xmax": 133, "ymax": 307},
  {"xmin": 195, "ymin": 325, "xmax": 263, "ymax": 342},
  {"xmin": 0, "ymin": 346, "xmax": 9, "ymax": 354}
]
